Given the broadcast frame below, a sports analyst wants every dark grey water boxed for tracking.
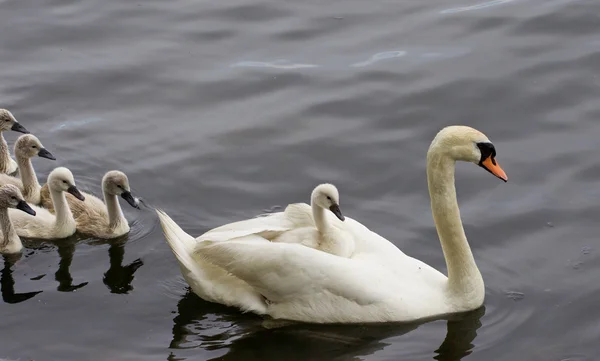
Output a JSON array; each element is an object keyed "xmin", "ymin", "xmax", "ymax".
[{"xmin": 0, "ymin": 0, "xmax": 599, "ymax": 360}]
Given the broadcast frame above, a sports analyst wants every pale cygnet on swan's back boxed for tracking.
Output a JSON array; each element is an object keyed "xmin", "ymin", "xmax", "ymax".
[
  {"xmin": 0, "ymin": 109, "xmax": 30, "ymax": 174},
  {"xmin": 40, "ymin": 170, "xmax": 139, "ymax": 239},
  {"xmin": 0, "ymin": 184, "xmax": 36, "ymax": 254},
  {"xmin": 0, "ymin": 134, "xmax": 55, "ymax": 205},
  {"xmin": 272, "ymin": 183, "xmax": 355, "ymax": 258},
  {"xmin": 10, "ymin": 167, "xmax": 85, "ymax": 240}
]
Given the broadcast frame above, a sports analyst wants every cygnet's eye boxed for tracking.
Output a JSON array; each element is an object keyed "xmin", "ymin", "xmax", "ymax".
[
  {"xmin": 4, "ymin": 119, "xmax": 9, "ymax": 122},
  {"xmin": 62, "ymin": 180, "xmax": 67, "ymax": 184},
  {"xmin": 31, "ymin": 145, "xmax": 37, "ymax": 149},
  {"xmin": 326, "ymin": 196, "xmax": 331, "ymax": 201},
  {"xmin": 11, "ymin": 196, "xmax": 16, "ymax": 201},
  {"xmin": 117, "ymin": 185, "xmax": 122, "ymax": 189}
]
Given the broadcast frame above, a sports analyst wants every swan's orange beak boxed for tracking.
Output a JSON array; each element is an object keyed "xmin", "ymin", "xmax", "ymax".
[{"xmin": 481, "ymin": 156, "xmax": 508, "ymax": 182}]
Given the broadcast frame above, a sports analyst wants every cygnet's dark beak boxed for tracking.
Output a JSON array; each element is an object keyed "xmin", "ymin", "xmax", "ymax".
[
  {"xmin": 37, "ymin": 148, "xmax": 56, "ymax": 160},
  {"xmin": 16, "ymin": 200, "xmax": 36, "ymax": 216},
  {"xmin": 121, "ymin": 190, "xmax": 140, "ymax": 209},
  {"xmin": 11, "ymin": 122, "xmax": 29, "ymax": 134},
  {"xmin": 67, "ymin": 185, "xmax": 85, "ymax": 201},
  {"xmin": 329, "ymin": 204, "xmax": 345, "ymax": 221}
]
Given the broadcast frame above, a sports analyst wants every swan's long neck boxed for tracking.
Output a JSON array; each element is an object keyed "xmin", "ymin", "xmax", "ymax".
[
  {"xmin": 0, "ymin": 208, "xmax": 19, "ymax": 249},
  {"xmin": 104, "ymin": 189, "xmax": 125, "ymax": 230},
  {"xmin": 0, "ymin": 132, "xmax": 11, "ymax": 173},
  {"xmin": 427, "ymin": 149, "xmax": 483, "ymax": 300},
  {"xmin": 50, "ymin": 189, "xmax": 75, "ymax": 231},
  {"xmin": 16, "ymin": 155, "xmax": 39, "ymax": 200}
]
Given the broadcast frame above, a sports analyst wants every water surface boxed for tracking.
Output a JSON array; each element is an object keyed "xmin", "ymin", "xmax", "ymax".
[{"xmin": 0, "ymin": 0, "xmax": 599, "ymax": 360}]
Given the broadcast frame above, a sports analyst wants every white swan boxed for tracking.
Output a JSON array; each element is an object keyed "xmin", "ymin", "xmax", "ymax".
[
  {"xmin": 10, "ymin": 167, "xmax": 85, "ymax": 240},
  {"xmin": 39, "ymin": 170, "xmax": 139, "ymax": 239},
  {"xmin": 0, "ymin": 134, "xmax": 55, "ymax": 204},
  {"xmin": 0, "ymin": 184, "xmax": 36, "ymax": 254},
  {"xmin": 0, "ymin": 109, "xmax": 30, "ymax": 174},
  {"xmin": 156, "ymin": 125, "xmax": 508, "ymax": 323}
]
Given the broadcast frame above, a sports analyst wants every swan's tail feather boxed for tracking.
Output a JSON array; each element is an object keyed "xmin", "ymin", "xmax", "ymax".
[
  {"xmin": 156, "ymin": 209, "xmax": 269, "ymax": 315},
  {"xmin": 156, "ymin": 209, "xmax": 196, "ymax": 273}
]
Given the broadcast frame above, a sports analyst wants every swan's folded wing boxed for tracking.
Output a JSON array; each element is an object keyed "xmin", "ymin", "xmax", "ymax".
[
  {"xmin": 195, "ymin": 237, "xmax": 386, "ymax": 306},
  {"xmin": 282, "ymin": 203, "xmax": 315, "ymax": 228},
  {"xmin": 195, "ymin": 211, "xmax": 294, "ymax": 243}
]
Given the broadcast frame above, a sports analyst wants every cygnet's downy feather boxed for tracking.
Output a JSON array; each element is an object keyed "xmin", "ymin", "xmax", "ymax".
[
  {"xmin": 0, "ymin": 184, "xmax": 36, "ymax": 254},
  {"xmin": 0, "ymin": 134, "xmax": 55, "ymax": 204},
  {"xmin": 0, "ymin": 109, "xmax": 30, "ymax": 174},
  {"xmin": 40, "ymin": 170, "xmax": 139, "ymax": 239},
  {"xmin": 11, "ymin": 167, "xmax": 84, "ymax": 240}
]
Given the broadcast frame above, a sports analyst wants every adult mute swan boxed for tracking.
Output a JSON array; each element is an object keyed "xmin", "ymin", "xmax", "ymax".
[
  {"xmin": 10, "ymin": 167, "xmax": 85, "ymax": 240},
  {"xmin": 0, "ymin": 134, "xmax": 55, "ymax": 204},
  {"xmin": 156, "ymin": 125, "xmax": 508, "ymax": 323},
  {"xmin": 0, "ymin": 109, "xmax": 30, "ymax": 174},
  {"xmin": 39, "ymin": 170, "xmax": 139, "ymax": 239},
  {"xmin": 0, "ymin": 185, "xmax": 36, "ymax": 254}
]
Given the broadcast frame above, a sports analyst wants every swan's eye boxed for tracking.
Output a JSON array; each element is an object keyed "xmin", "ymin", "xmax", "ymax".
[
  {"xmin": 4, "ymin": 119, "xmax": 9, "ymax": 122},
  {"xmin": 117, "ymin": 185, "xmax": 122, "ymax": 189},
  {"xmin": 31, "ymin": 145, "xmax": 37, "ymax": 149},
  {"xmin": 11, "ymin": 196, "xmax": 16, "ymax": 201},
  {"xmin": 326, "ymin": 196, "xmax": 331, "ymax": 201},
  {"xmin": 62, "ymin": 180, "xmax": 67, "ymax": 184},
  {"xmin": 476, "ymin": 142, "xmax": 496, "ymax": 164}
]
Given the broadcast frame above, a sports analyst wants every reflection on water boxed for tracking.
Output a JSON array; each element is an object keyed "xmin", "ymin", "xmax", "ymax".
[
  {"xmin": 1, "ymin": 253, "xmax": 42, "ymax": 304},
  {"xmin": 168, "ymin": 289, "xmax": 485, "ymax": 361},
  {"xmin": 100, "ymin": 236, "xmax": 144, "ymax": 294},
  {"xmin": 54, "ymin": 238, "xmax": 88, "ymax": 292},
  {"xmin": 434, "ymin": 307, "xmax": 485, "ymax": 361},
  {"xmin": 5, "ymin": 235, "xmax": 143, "ymax": 297}
]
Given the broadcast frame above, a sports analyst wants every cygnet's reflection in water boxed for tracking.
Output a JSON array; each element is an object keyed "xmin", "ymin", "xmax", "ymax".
[
  {"xmin": 54, "ymin": 236, "xmax": 88, "ymax": 292},
  {"xmin": 92, "ymin": 234, "xmax": 144, "ymax": 294},
  {"xmin": 1, "ymin": 253, "xmax": 42, "ymax": 304},
  {"xmin": 169, "ymin": 289, "xmax": 485, "ymax": 361},
  {"xmin": 14, "ymin": 233, "xmax": 143, "ymax": 297}
]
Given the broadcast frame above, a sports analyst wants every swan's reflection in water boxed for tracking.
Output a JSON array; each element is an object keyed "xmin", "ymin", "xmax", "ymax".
[
  {"xmin": 169, "ymin": 289, "xmax": 485, "ymax": 361},
  {"xmin": 1, "ymin": 253, "xmax": 42, "ymax": 304}
]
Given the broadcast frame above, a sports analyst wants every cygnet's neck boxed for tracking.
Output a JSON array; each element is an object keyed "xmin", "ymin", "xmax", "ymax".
[
  {"xmin": 0, "ymin": 132, "xmax": 12, "ymax": 174},
  {"xmin": 426, "ymin": 146, "xmax": 483, "ymax": 302},
  {"xmin": 104, "ymin": 189, "xmax": 125, "ymax": 230},
  {"xmin": 0, "ymin": 207, "xmax": 21, "ymax": 252},
  {"xmin": 16, "ymin": 154, "xmax": 39, "ymax": 200},
  {"xmin": 50, "ymin": 188, "xmax": 75, "ymax": 231},
  {"xmin": 311, "ymin": 199, "xmax": 331, "ymax": 234}
]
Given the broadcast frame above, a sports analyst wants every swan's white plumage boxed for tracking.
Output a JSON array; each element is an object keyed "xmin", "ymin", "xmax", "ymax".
[
  {"xmin": 157, "ymin": 210, "xmax": 268, "ymax": 314},
  {"xmin": 157, "ymin": 125, "xmax": 507, "ymax": 323}
]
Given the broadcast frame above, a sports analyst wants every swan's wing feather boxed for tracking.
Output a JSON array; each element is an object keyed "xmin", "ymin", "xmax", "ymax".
[
  {"xmin": 282, "ymin": 203, "xmax": 315, "ymax": 228},
  {"xmin": 195, "ymin": 211, "xmax": 294, "ymax": 243},
  {"xmin": 195, "ymin": 238, "xmax": 385, "ymax": 306}
]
